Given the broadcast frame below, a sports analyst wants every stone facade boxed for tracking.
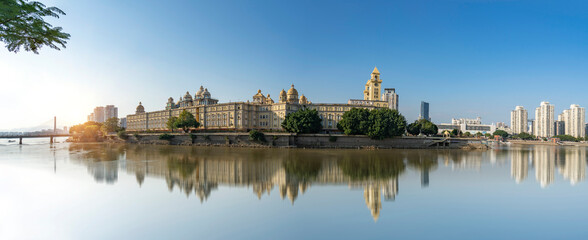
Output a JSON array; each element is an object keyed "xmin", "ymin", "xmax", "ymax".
[{"xmin": 127, "ymin": 68, "xmax": 397, "ymax": 132}]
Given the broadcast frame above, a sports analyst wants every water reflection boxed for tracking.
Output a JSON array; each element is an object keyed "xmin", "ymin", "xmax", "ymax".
[{"xmin": 68, "ymin": 144, "xmax": 588, "ymax": 221}]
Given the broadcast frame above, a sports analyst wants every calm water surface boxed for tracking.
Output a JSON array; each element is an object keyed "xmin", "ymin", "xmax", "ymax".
[{"xmin": 1, "ymin": 139, "xmax": 587, "ymax": 239}]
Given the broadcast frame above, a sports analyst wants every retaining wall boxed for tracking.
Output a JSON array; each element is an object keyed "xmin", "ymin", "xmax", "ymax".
[{"xmin": 123, "ymin": 133, "xmax": 483, "ymax": 149}]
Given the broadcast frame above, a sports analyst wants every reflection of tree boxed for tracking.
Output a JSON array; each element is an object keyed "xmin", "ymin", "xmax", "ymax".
[
  {"xmin": 338, "ymin": 152, "xmax": 405, "ymax": 181},
  {"xmin": 283, "ymin": 156, "xmax": 321, "ymax": 182},
  {"xmin": 69, "ymin": 144, "xmax": 126, "ymax": 162},
  {"xmin": 167, "ymin": 155, "xmax": 199, "ymax": 179},
  {"xmin": 68, "ymin": 144, "xmax": 126, "ymax": 184}
]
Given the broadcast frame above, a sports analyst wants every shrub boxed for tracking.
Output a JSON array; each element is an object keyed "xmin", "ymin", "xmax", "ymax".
[
  {"xmin": 117, "ymin": 130, "xmax": 129, "ymax": 140},
  {"xmin": 249, "ymin": 130, "xmax": 266, "ymax": 142},
  {"xmin": 159, "ymin": 133, "xmax": 174, "ymax": 141},
  {"xmin": 329, "ymin": 135, "xmax": 337, "ymax": 142},
  {"xmin": 133, "ymin": 133, "xmax": 140, "ymax": 139}
]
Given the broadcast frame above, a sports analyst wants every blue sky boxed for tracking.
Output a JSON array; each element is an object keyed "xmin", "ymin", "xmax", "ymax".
[{"xmin": 1, "ymin": 0, "xmax": 587, "ymax": 130}]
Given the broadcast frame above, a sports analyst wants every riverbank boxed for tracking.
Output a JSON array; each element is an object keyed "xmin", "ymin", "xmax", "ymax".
[
  {"xmin": 102, "ymin": 133, "xmax": 489, "ymax": 150},
  {"xmin": 509, "ymin": 139, "xmax": 588, "ymax": 147}
]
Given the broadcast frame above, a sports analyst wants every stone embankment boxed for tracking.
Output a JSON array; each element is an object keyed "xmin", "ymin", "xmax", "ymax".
[{"xmin": 109, "ymin": 133, "xmax": 488, "ymax": 150}]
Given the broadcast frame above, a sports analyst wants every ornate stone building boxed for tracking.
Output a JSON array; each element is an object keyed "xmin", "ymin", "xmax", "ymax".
[{"xmin": 127, "ymin": 68, "xmax": 398, "ymax": 132}]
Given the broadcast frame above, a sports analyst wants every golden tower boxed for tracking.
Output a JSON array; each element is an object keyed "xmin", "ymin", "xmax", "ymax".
[{"xmin": 363, "ymin": 67, "xmax": 382, "ymax": 101}]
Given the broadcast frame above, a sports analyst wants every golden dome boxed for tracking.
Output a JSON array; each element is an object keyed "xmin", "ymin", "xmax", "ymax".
[
  {"xmin": 195, "ymin": 86, "xmax": 204, "ymax": 98},
  {"xmin": 287, "ymin": 84, "xmax": 298, "ymax": 95},
  {"xmin": 299, "ymin": 94, "xmax": 308, "ymax": 104},
  {"xmin": 136, "ymin": 102, "xmax": 145, "ymax": 113}
]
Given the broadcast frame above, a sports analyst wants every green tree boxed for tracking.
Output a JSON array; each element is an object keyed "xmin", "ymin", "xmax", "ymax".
[
  {"xmin": 175, "ymin": 110, "xmax": 199, "ymax": 133},
  {"xmin": 493, "ymin": 130, "xmax": 509, "ymax": 139},
  {"xmin": 451, "ymin": 129, "xmax": 461, "ymax": 137},
  {"xmin": 282, "ymin": 108, "xmax": 322, "ymax": 133},
  {"xmin": 0, "ymin": 0, "xmax": 70, "ymax": 53},
  {"xmin": 283, "ymin": 158, "xmax": 322, "ymax": 182},
  {"xmin": 463, "ymin": 132, "xmax": 472, "ymax": 137},
  {"xmin": 554, "ymin": 135, "xmax": 578, "ymax": 142},
  {"xmin": 166, "ymin": 116, "xmax": 178, "ymax": 131},
  {"xmin": 337, "ymin": 108, "xmax": 370, "ymax": 135},
  {"xmin": 69, "ymin": 121, "xmax": 104, "ymax": 142},
  {"xmin": 407, "ymin": 119, "xmax": 438, "ymax": 136},
  {"xmin": 515, "ymin": 132, "xmax": 535, "ymax": 140},
  {"xmin": 101, "ymin": 117, "xmax": 120, "ymax": 134},
  {"xmin": 475, "ymin": 132, "xmax": 483, "ymax": 137},
  {"xmin": 366, "ymin": 108, "xmax": 407, "ymax": 139}
]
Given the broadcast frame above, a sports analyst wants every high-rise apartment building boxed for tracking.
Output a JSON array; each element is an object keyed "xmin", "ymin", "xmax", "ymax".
[
  {"xmin": 88, "ymin": 105, "xmax": 119, "ymax": 123},
  {"xmin": 559, "ymin": 104, "xmax": 585, "ymax": 138},
  {"xmin": 510, "ymin": 106, "xmax": 528, "ymax": 134},
  {"xmin": 104, "ymin": 105, "xmax": 118, "ymax": 120},
  {"xmin": 534, "ymin": 101, "xmax": 555, "ymax": 138},
  {"xmin": 93, "ymin": 106, "xmax": 105, "ymax": 123},
  {"xmin": 382, "ymin": 88, "xmax": 399, "ymax": 111},
  {"xmin": 419, "ymin": 101, "xmax": 430, "ymax": 121},
  {"xmin": 555, "ymin": 121, "xmax": 565, "ymax": 136}
]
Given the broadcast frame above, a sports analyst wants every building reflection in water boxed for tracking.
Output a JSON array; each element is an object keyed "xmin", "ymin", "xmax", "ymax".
[
  {"xmin": 68, "ymin": 144, "xmax": 588, "ymax": 220},
  {"xmin": 510, "ymin": 150, "xmax": 530, "ymax": 183},
  {"xmin": 557, "ymin": 147, "xmax": 586, "ymax": 185}
]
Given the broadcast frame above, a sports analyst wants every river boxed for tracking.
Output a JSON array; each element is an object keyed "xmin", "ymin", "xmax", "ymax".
[{"xmin": 1, "ymin": 141, "xmax": 587, "ymax": 239}]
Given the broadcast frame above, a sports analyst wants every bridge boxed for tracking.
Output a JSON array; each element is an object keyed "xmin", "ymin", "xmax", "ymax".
[
  {"xmin": 0, "ymin": 134, "xmax": 71, "ymax": 144},
  {"xmin": 1, "ymin": 117, "xmax": 70, "ymax": 144}
]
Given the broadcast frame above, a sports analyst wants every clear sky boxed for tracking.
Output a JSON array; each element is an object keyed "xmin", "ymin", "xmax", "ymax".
[{"xmin": 1, "ymin": 0, "xmax": 587, "ymax": 130}]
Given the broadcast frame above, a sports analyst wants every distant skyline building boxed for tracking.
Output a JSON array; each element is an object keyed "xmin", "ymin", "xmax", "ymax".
[
  {"xmin": 88, "ymin": 105, "xmax": 119, "ymax": 123},
  {"xmin": 555, "ymin": 121, "xmax": 565, "ymax": 136},
  {"xmin": 534, "ymin": 101, "xmax": 555, "ymax": 138},
  {"xmin": 437, "ymin": 117, "xmax": 496, "ymax": 135},
  {"xmin": 558, "ymin": 104, "xmax": 585, "ymax": 138},
  {"xmin": 104, "ymin": 105, "xmax": 118, "ymax": 121},
  {"xmin": 510, "ymin": 106, "xmax": 528, "ymax": 134},
  {"xmin": 382, "ymin": 88, "xmax": 399, "ymax": 111},
  {"xmin": 419, "ymin": 101, "xmax": 430, "ymax": 121},
  {"xmin": 120, "ymin": 117, "xmax": 127, "ymax": 129}
]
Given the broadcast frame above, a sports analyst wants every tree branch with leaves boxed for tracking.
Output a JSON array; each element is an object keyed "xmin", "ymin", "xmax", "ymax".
[{"xmin": 0, "ymin": 0, "xmax": 70, "ymax": 53}]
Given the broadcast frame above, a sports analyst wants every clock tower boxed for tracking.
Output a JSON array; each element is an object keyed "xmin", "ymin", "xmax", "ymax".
[{"xmin": 363, "ymin": 67, "xmax": 382, "ymax": 101}]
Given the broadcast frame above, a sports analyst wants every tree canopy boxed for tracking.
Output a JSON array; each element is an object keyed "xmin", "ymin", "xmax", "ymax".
[
  {"xmin": 406, "ymin": 119, "xmax": 438, "ymax": 136},
  {"xmin": 367, "ymin": 108, "xmax": 407, "ymax": 139},
  {"xmin": 69, "ymin": 121, "xmax": 103, "ymax": 142},
  {"xmin": 338, "ymin": 108, "xmax": 406, "ymax": 139},
  {"xmin": 554, "ymin": 135, "xmax": 580, "ymax": 142},
  {"xmin": 337, "ymin": 108, "xmax": 370, "ymax": 135},
  {"xmin": 0, "ymin": 0, "xmax": 70, "ymax": 53},
  {"xmin": 174, "ymin": 110, "xmax": 200, "ymax": 133},
  {"xmin": 514, "ymin": 132, "xmax": 535, "ymax": 140},
  {"xmin": 493, "ymin": 130, "xmax": 509, "ymax": 139},
  {"xmin": 166, "ymin": 116, "xmax": 179, "ymax": 131},
  {"xmin": 101, "ymin": 117, "xmax": 121, "ymax": 134},
  {"xmin": 282, "ymin": 108, "xmax": 322, "ymax": 133}
]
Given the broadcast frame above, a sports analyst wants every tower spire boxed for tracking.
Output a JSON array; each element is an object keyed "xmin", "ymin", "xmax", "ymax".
[{"xmin": 372, "ymin": 66, "xmax": 380, "ymax": 74}]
